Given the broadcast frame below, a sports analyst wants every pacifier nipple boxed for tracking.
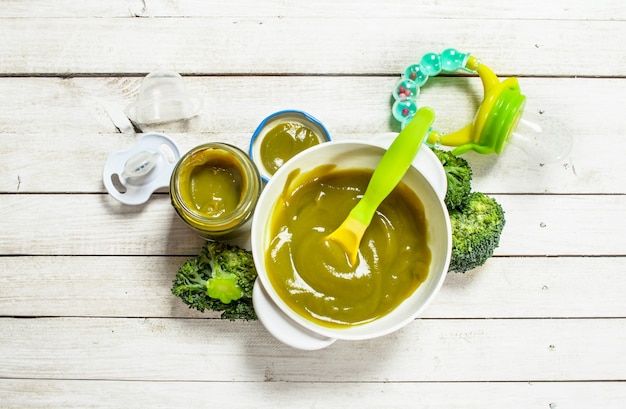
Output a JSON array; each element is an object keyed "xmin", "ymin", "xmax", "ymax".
[
  {"xmin": 122, "ymin": 151, "xmax": 160, "ymax": 181},
  {"xmin": 507, "ymin": 108, "xmax": 573, "ymax": 164},
  {"xmin": 103, "ymin": 133, "xmax": 181, "ymax": 205}
]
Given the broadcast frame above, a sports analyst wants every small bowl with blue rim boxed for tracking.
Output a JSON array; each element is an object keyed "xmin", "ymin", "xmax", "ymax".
[{"xmin": 249, "ymin": 110, "xmax": 331, "ymax": 182}]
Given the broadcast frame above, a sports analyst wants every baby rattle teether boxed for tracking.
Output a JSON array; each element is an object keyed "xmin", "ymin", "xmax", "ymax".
[{"xmin": 392, "ymin": 48, "xmax": 572, "ymax": 162}]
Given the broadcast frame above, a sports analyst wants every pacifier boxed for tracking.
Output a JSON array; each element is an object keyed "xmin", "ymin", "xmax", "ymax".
[
  {"xmin": 103, "ymin": 133, "xmax": 181, "ymax": 205},
  {"xmin": 125, "ymin": 71, "xmax": 203, "ymax": 125},
  {"xmin": 391, "ymin": 48, "xmax": 573, "ymax": 163}
]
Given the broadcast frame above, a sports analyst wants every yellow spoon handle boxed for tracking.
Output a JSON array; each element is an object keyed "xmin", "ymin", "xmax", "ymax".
[{"xmin": 350, "ymin": 107, "xmax": 435, "ymax": 226}]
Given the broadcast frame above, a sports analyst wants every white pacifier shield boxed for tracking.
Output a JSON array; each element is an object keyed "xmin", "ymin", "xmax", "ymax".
[{"xmin": 103, "ymin": 133, "xmax": 181, "ymax": 205}]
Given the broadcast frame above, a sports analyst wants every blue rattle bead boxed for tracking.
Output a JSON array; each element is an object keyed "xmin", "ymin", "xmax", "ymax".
[
  {"xmin": 420, "ymin": 53, "xmax": 442, "ymax": 76},
  {"xmin": 440, "ymin": 48, "xmax": 469, "ymax": 72},
  {"xmin": 393, "ymin": 78, "xmax": 420, "ymax": 101},
  {"xmin": 404, "ymin": 64, "xmax": 429, "ymax": 87},
  {"xmin": 392, "ymin": 99, "xmax": 417, "ymax": 122}
]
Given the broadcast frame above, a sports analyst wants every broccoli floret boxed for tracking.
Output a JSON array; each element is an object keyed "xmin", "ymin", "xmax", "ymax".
[
  {"xmin": 432, "ymin": 148, "xmax": 472, "ymax": 210},
  {"xmin": 432, "ymin": 147, "xmax": 506, "ymax": 272},
  {"xmin": 172, "ymin": 241, "xmax": 258, "ymax": 320},
  {"xmin": 448, "ymin": 192, "xmax": 506, "ymax": 273}
]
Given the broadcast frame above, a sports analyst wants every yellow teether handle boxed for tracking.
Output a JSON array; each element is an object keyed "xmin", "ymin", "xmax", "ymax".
[{"xmin": 425, "ymin": 55, "xmax": 502, "ymax": 148}]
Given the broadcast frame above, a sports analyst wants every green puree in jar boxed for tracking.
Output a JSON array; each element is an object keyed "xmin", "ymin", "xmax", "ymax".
[
  {"xmin": 260, "ymin": 122, "xmax": 320, "ymax": 175},
  {"xmin": 265, "ymin": 167, "xmax": 432, "ymax": 328},
  {"xmin": 179, "ymin": 149, "xmax": 244, "ymax": 218}
]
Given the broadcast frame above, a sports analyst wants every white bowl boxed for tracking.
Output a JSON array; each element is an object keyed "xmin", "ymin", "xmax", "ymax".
[{"xmin": 251, "ymin": 139, "xmax": 451, "ymax": 349}]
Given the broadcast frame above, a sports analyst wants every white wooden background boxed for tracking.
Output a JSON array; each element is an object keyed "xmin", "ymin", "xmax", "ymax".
[{"xmin": 1, "ymin": 1, "xmax": 625, "ymax": 408}]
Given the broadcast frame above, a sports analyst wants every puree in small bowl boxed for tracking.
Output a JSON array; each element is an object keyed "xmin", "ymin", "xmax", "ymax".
[
  {"xmin": 249, "ymin": 110, "xmax": 331, "ymax": 181},
  {"xmin": 265, "ymin": 166, "xmax": 431, "ymax": 327}
]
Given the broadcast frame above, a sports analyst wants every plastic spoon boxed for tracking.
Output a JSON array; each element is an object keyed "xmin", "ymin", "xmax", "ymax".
[{"xmin": 326, "ymin": 106, "xmax": 435, "ymax": 265}]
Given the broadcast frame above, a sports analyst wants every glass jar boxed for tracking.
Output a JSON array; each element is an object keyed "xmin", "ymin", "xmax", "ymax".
[{"xmin": 170, "ymin": 142, "xmax": 262, "ymax": 240}]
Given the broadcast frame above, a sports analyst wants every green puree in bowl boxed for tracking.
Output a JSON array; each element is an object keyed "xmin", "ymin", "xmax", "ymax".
[
  {"xmin": 265, "ymin": 167, "xmax": 431, "ymax": 328},
  {"xmin": 260, "ymin": 122, "xmax": 321, "ymax": 175}
]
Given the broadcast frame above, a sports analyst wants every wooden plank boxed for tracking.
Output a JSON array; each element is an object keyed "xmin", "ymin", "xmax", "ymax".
[
  {"xmin": 0, "ymin": 76, "xmax": 624, "ymax": 194},
  {"xmin": 2, "ymin": 0, "xmax": 625, "ymax": 20},
  {"xmin": 2, "ymin": 130, "xmax": 620, "ymax": 195},
  {"xmin": 1, "ymin": 379, "xmax": 624, "ymax": 409},
  {"xmin": 0, "ymin": 194, "xmax": 207, "ymax": 256},
  {"xmin": 494, "ymin": 195, "xmax": 626, "ymax": 256},
  {"xmin": 0, "ymin": 255, "xmax": 209, "ymax": 319},
  {"xmin": 432, "ymin": 256, "xmax": 626, "ymax": 319},
  {"xmin": 0, "ymin": 194, "xmax": 622, "ymax": 256},
  {"xmin": 2, "ymin": 76, "xmax": 622, "ymax": 137},
  {"xmin": 1, "ymin": 256, "xmax": 624, "ymax": 319},
  {"xmin": 1, "ymin": 18, "xmax": 624, "ymax": 76},
  {"xmin": 0, "ymin": 1, "xmax": 143, "ymax": 17},
  {"xmin": 1, "ymin": 317, "xmax": 624, "ymax": 382}
]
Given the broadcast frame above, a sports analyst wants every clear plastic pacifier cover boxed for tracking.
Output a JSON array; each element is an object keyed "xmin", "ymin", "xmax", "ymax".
[
  {"xmin": 103, "ymin": 133, "xmax": 181, "ymax": 205},
  {"xmin": 125, "ymin": 71, "xmax": 203, "ymax": 125}
]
